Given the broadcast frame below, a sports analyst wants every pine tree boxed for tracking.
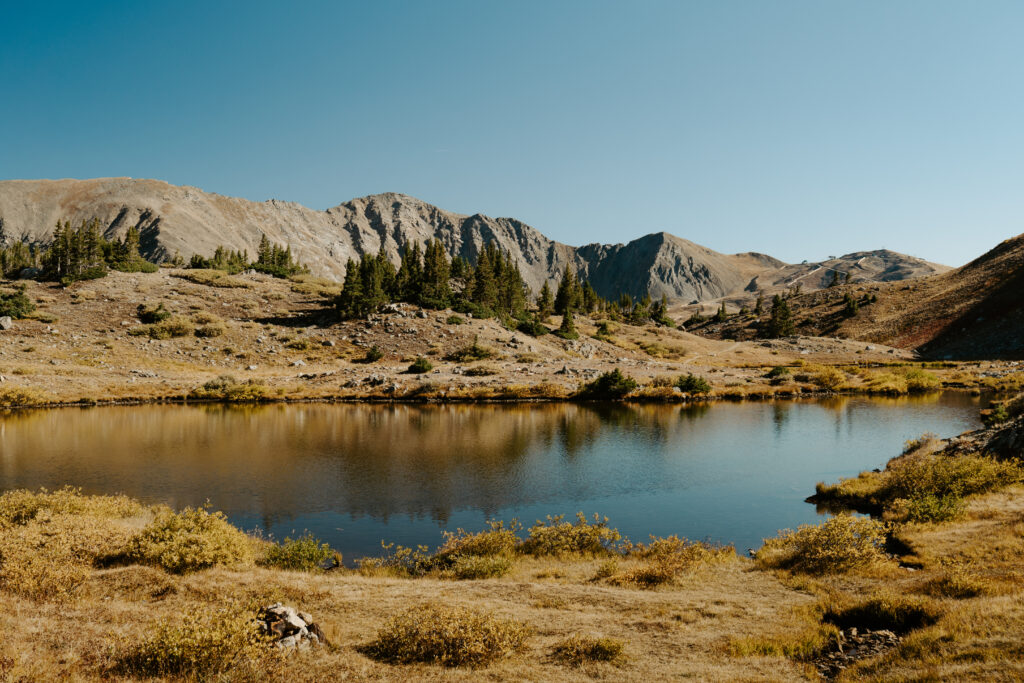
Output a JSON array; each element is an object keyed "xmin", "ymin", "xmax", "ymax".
[
  {"xmin": 554, "ymin": 266, "xmax": 579, "ymax": 316},
  {"xmin": 336, "ymin": 258, "xmax": 364, "ymax": 318},
  {"xmin": 471, "ymin": 247, "xmax": 498, "ymax": 310},
  {"xmin": 767, "ymin": 295, "xmax": 794, "ymax": 338},
  {"xmin": 421, "ymin": 239, "xmax": 451, "ymax": 306},
  {"xmin": 754, "ymin": 292, "xmax": 764, "ymax": 316},
  {"xmin": 537, "ymin": 281, "xmax": 554, "ymax": 318},
  {"xmin": 556, "ymin": 308, "xmax": 579, "ymax": 339}
]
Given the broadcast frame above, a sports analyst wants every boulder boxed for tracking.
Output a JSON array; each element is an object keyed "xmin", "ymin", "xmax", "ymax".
[{"xmin": 0, "ymin": 316, "xmax": 12, "ymax": 331}]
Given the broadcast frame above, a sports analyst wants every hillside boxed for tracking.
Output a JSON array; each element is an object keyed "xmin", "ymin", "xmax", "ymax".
[
  {"xmin": 689, "ymin": 233, "xmax": 1024, "ymax": 360},
  {"xmin": 0, "ymin": 178, "xmax": 942, "ymax": 303}
]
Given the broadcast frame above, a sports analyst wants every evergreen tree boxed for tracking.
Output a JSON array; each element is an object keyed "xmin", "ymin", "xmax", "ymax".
[
  {"xmin": 767, "ymin": 294, "xmax": 795, "ymax": 338},
  {"xmin": 554, "ymin": 266, "xmax": 579, "ymax": 316},
  {"xmin": 754, "ymin": 292, "xmax": 764, "ymax": 316},
  {"xmin": 420, "ymin": 239, "xmax": 451, "ymax": 306},
  {"xmin": 828, "ymin": 269, "xmax": 841, "ymax": 287},
  {"xmin": 471, "ymin": 247, "xmax": 498, "ymax": 310},
  {"xmin": 556, "ymin": 308, "xmax": 579, "ymax": 339},
  {"xmin": 581, "ymin": 281, "xmax": 600, "ymax": 313},
  {"xmin": 537, "ymin": 281, "xmax": 554, "ymax": 318},
  {"xmin": 714, "ymin": 302, "xmax": 728, "ymax": 323},
  {"xmin": 336, "ymin": 258, "xmax": 364, "ymax": 318}
]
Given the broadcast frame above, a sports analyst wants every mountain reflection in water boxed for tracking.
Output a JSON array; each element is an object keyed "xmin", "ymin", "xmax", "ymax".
[{"xmin": 0, "ymin": 395, "xmax": 981, "ymax": 558}]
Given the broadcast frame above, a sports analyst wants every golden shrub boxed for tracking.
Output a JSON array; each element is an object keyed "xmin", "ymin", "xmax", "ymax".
[
  {"xmin": 124, "ymin": 505, "xmax": 255, "ymax": 574},
  {"xmin": 363, "ymin": 604, "xmax": 530, "ymax": 667},
  {"xmin": 551, "ymin": 635, "xmax": 626, "ymax": 666},
  {"xmin": 114, "ymin": 604, "xmax": 275, "ymax": 678},
  {"xmin": 755, "ymin": 514, "xmax": 888, "ymax": 574}
]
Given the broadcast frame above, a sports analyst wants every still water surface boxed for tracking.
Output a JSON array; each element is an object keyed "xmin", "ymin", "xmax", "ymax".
[{"xmin": 0, "ymin": 394, "xmax": 982, "ymax": 558}]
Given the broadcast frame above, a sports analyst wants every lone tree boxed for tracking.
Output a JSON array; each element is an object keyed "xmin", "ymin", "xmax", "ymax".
[{"xmin": 766, "ymin": 294, "xmax": 794, "ymax": 338}]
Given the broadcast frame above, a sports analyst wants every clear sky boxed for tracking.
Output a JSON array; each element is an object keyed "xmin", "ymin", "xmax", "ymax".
[{"xmin": 2, "ymin": 1, "xmax": 1022, "ymax": 266}]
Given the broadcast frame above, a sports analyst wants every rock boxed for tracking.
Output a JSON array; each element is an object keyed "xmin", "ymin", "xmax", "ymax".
[
  {"xmin": 297, "ymin": 611, "xmax": 313, "ymax": 624},
  {"xmin": 0, "ymin": 316, "xmax": 13, "ymax": 330},
  {"xmin": 291, "ymin": 359, "xmax": 306, "ymax": 367},
  {"xmin": 247, "ymin": 365, "xmax": 259, "ymax": 371}
]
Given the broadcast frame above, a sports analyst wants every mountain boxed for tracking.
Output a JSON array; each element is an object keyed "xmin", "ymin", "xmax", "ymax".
[
  {"xmin": 844, "ymin": 233, "xmax": 1024, "ymax": 359},
  {"xmin": 689, "ymin": 233, "xmax": 1024, "ymax": 360},
  {"xmin": 0, "ymin": 177, "xmax": 943, "ymax": 303}
]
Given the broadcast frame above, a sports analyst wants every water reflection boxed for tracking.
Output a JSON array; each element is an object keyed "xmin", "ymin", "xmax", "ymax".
[{"xmin": 0, "ymin": 395, "xmax": 982, "ymax": 558}]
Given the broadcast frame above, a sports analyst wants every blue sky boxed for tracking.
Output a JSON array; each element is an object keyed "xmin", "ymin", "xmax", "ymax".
[{"xmin": 2, "ymin": 1, "xmax": 1022, "ymax": 266}]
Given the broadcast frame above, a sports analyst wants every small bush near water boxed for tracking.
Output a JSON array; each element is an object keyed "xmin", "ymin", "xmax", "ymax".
[
  {"xmin": 260, "ymin": 532, "xmax": 340, "ymax": 571},
  {"xmin": 123, "ymin": 505, "xmax": 255, "ymax": 574},
  {"xmin": 576, "ymin": 369, "xmax": 638, "ymax": 400},
  {"xmin": 815, "ymin": 448, "xmax": 1024, "ymax": 523},
  {"xmin": 675, "ymin": 373, "xmax": 711, "ymax": 394},
  {"xmin": 609, "ymin": 535, "xmax": 735, "ymax": 587},
  {"xmin": 189, "ymin": 375, "xmax": 268, "ymax": 402},
  {"xmin": 520, "ymin": 513, "xmax": 622, "ymax": 557},
  {"xmin": 362, "ymin": 604, "xmax": 530, "ymax": 667},
  {"xmin": 755, "ymin": 514, "xmax": 888, "ymax": 574}
]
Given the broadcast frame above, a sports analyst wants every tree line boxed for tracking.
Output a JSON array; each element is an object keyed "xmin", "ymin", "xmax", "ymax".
[
  {"xmin": 0, "ymin": 218, "xmax": 157, "ymax": 284},
  {"xmin": 334, "ymin": 239, "xmax": 680, "ymax": 337}
]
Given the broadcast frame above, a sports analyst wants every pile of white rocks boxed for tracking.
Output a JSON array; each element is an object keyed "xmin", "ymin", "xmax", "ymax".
[{"xmin": 258, "ymin": 603, "xmax": 328, "ymax": 650}]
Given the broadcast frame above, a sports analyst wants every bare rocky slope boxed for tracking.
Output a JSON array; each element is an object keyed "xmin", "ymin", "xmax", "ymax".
[
  {"xmin": 0, "ymin": 177, "xmax": 943, "ymax": 302},
  {"xmin": 690, "ymin": 233, "xmax": 1024, "ymax": 360}
]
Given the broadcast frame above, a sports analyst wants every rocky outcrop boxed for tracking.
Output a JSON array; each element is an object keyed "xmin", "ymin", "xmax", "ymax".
[
  {"xmin": 258, "ymin": 603, "xmax": 328, "ymax": 650},
  {"xmin": 0, "ymin": 178, "xmax": 942, "ymax": 303},
  {"xmin": 813, "ymin": 628, "xmax": 901, "ymax": 679}
]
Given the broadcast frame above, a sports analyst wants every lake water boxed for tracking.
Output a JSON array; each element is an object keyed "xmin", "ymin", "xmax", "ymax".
[{"xmin": 0, "ymin": 394, "xmax": 983, "ymax": 559}]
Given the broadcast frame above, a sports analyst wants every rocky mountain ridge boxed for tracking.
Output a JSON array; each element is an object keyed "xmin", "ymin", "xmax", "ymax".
[{"xmin": 0, "ymin": 177, "xmax": 947, "ymax": 302}]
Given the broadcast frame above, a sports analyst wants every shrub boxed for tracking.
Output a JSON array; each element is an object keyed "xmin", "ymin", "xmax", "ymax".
[
  {"xmin": 359, "ymin": 345, "xmax": 384, "ymax": 363},
  {"xmin": 444, "ymin": 337, "xmax": 497, "ymax": 362},
  {"xmin": 194, "ymin": 322, "xmax": 226, "ymax": 338},
  {"xmin": 884, "ymin": 453, "xmax": 1023, "ymax": 522},
  {"xmin": 260, "ymin": 532, "xmax": 340, "ymax": 571},
  {"xmin": 114, "ymin": 605, "xmax": 273, "ymax": 678},
  {"xmin": 755, "ymin": 514, "xmax": 888, "ymax": 574},
  {"xmin": 0, "ymin": 287, "xmax": 36, "ymax": 319},
  {"xmin": 137, "ymin": 303, "xmax": 171, "ymax": 324},
  {"xmin": 610, "ymin": 535, "xmax": 734, "ymax": 587},
  {"xmin": 0, "ymin": 386, "xmax": 48, "ymax": 407},
  {"xmin": 445, "ymin": 554, "xmax": 514, "ymax": 580},
  {"xmin": 436, "ymin": 520, "xmax": 520, "ymax": 561},
  {"xmin": 407, "ymin": 356, "xmax": 433, "ymax": 374},
  {"xmin": 765, "ymin": 366, "xmax": 791, "ymax": 385},
  {"xmin": 190, "ymin": 310, "xmax": 221, "ymax": 325},
  {"xmin": 123, "ymin": 506, "xmax": 255, "ymax": 573},
  {"xmin": 188, "ymin": 375, "xmax": 268, "ymax": 402},
  {"xmin": 285, "ymin": 338, "xmax": 313, "ymax": 351},
  {"xmin": 519, "ymin": 513, "xmax": 622, "ymax": 557},
  {"xmin": 362, "ymin": 604, "xmax": 530, "ymax": 667},
  {"xmin": 356, "ymin": 542, "xmax": 435, "ymax": 577},
  {"xmin": 147, "ymin": 316, "xmax": 194, "ymax": 339},
  {"xmin": 446, "ymin": 315, "xmax": 465, "ymax": 325},
  {"xmin": 675, "ymin": 373, "xmax": 711, "ymax": 394},
  {"xmin": 812, "ymin": 366, "xmax": 846, "ymax": 391},
  {"xmin": 464, "ymin": 364, "xmax": 500, "ymax": 377},
  {"xmin": 516, "ymin": 317, "xmax": 549, "ymax": 337},
  {"xmin": 577, "ymin": 369, "xmax": 638, "ymax": 400},
  {"xmin": 552, "ymin": 635, "xmax": 625, "ymax": 666}
]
